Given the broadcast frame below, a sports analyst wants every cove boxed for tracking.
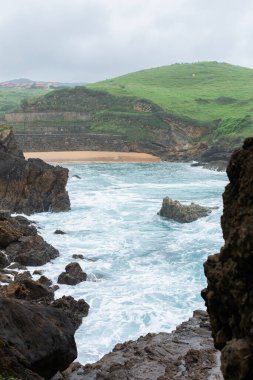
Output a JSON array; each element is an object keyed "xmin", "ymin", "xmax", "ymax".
[{"xmin": 28, "ymin": 162, "xmax": 227, "ymax": 364}]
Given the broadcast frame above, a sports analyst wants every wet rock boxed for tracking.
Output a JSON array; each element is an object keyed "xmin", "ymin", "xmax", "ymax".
[
  {"xmin": 52, "ymin": 295, "xmax": 89, "ymax": 329},
  {"xmin": 33, "ymin": 269, "xmax": 43, "ymax": 275},
  {"xmin": 0, "ymin": 128, "xmax": 70, "ymax": 214},
  {"xmin": 5, "ymin": 234, "xmax": 59, "ymax": 266},
  {"xmin": 64, "ymin": 310, "xmax": 223, "ymax": 380},
  {"xmin": 202, "ymin": 138, "xmax": 253, "ymax": 379},
  {"xmin": 72, "ymin": 254, "xmax": 84, "ymax": 260},
  {"xmin": 54, "ymin": 229, "xmax": 66, "ymax": 234},
  {"xmin": 0, "ymin": 297, "xmax": 77, "ymax": 379},
  {"xmin": 73, "ymin": 174, "xmax": 81, "ymax": 179},
  {"xmin": 158, "ymin": 196, "xmax": 214, "ymax": 223},
  {"xmin": 58, "ymin": 262, "xmax": 87, "ymax": 285}
]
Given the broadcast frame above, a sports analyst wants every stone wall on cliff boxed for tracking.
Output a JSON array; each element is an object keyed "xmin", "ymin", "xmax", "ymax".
[
  {"xmin": 202, "ymin": 137, "xmax": 253, "ymax": 380},
  {"xmin": 0, "ymin": 128, "xmax": 70, "ymax": 214}
]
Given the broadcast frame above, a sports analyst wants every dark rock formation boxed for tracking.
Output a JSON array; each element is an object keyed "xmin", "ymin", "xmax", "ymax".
[
  {"xmin": 0, "ymin": 297, "xmax": 77, "ymax": 379},
  {"xmin": 158, "ymin": 196, "xmax": 213, "ymax": 223},
  {"xmin": 72, "ymin": 254, "xmax": 84, "ymax": 260},
  {"xmin": 0, "ymin": 128, "xmax": 70, "ymax": 214},
  {"xmin": 0, "ymin": 209, "xmax": 59, "ymax": 267},
  {"xmin": 5, "ymin": 234, "xmax": 59, "ymax": 266},
  {"xmin": 58, "ymin": 262, "xmax": 87, "ymax": 285},
  {"xmin": 192, "ymin": 139, "xmax": 241, "ymax": 171},
  {"xmin": 52, "ymin": 295, "xmax": 90, "ymax": 330},
  {"xmin": 202, "ymin": 137, "xmax": 253, "ymax": 380},
  {"xmin": 0, "ymin": 277, "xmax": 54, "ymax": 301},
  {"xmin": 63, "ymin": 310, "xmax": 223, "ymax": 380},
  {"xmin": 54, "ymin": 229, "xmax": 66, "ymax": 234}
]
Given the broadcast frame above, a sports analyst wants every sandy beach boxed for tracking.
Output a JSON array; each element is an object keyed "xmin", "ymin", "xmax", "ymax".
[{"xmin": 24, "ymin": 151, "xmax": 160, "ymax": 163}]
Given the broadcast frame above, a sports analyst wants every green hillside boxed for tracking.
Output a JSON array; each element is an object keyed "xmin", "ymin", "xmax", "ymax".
[
  {"xmin": 0, "ymin": 87, "xmax": 52, "ymax": 115},
  {"xmin": 89, "ymin": 62, "xmax": 253, "ymax": 138}
]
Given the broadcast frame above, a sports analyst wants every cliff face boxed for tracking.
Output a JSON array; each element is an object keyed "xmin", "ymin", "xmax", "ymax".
[
  {"xmin": 0, "ymin": 128, "xmax": 70, "ymax": 214},
  {"xmin": 202, "ymin": 137, "xmax": 253, "ymax": 379}
]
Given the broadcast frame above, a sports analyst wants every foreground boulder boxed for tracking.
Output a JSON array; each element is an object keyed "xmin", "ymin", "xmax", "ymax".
[
  {"xmin": 202, "ymin": 138, "xmax": 253, "ymax": 379},
  {"xmin": 0, "ymin": 297, "xmax": 77, "ymax": 380},
  {"xmin": 63, "ymin": 310, "xmax": 223, "ymax": 380},
  {"xmin": 0, "ymin": 128, "xmax": 70, "ymax": 214},
  {"xmin": 158, "ymin": 196, "xmax": 213, "ymax": 223}
]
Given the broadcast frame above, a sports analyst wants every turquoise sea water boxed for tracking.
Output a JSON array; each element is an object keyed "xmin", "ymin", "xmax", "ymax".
[{"xmin": 29, "ymin": 162, "xmax": 227, "ymax": 364}]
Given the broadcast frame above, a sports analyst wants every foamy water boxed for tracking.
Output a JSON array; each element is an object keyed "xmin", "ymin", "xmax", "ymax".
[{"xmin": 26, "ymin": 162, "xmax": 227, "ymax": 364}]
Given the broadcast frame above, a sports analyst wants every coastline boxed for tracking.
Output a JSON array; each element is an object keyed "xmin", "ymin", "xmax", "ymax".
[{"xmin": 24, "ymin": 151, "xmax": 160, "ymax": 163}]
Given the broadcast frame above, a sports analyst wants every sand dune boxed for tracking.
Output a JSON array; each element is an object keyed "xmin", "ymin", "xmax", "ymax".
[{"xmin": 24, "ymin": 151, "xmax": 160, "ymax": 163}]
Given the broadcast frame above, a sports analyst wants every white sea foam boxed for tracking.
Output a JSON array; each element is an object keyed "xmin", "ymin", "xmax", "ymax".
[{"xmin": 26, "ymin": 162, "xmax": 227, "ymax": 364}]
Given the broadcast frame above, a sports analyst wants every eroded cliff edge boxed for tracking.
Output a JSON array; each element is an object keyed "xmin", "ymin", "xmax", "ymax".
[
  {"xmin": 202, "ymin": 137, "xmax": 253, "ymax": 379},
  {"xmin": 0, "ymin": 128, "xmax": 70, "ymax": 214}
]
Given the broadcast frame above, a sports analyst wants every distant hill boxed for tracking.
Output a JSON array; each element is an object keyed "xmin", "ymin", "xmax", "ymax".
[
  {"xmin": 0, "ymin": 78, "xmax": 86, "ymax": 115},
  {"xmin": 0, "ymin": 78, "xmax": 86, "ymax": 89},
  {"xmin": 2, "ymin": 62, "xmax": 253, "ymax": 161},
  {"xmin": 89, "ymin": 61, "xmax": 253, "ymax": 138}
]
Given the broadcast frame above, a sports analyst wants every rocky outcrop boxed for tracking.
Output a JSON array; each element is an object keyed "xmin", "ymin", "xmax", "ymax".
[
  {"xmin": 58, "ymin": 262, "xmax": 87, "ymax": 285},
  {"xmin": 62, "ymin": 310, "xmax": 223, "ymax": 380},
  {"xmin": 192, "ymin": 139, "xmax": 241, "ymax": 171},
  {"xmin": 0, "ymin": 297, "xmax": 78, "ymax": 380},
  {"xmin": 0, "ymin": 128, "xmax": 70, "ymax": 214},
  {"xmin": 0, "ymin": 213, "xmax": 59, "ymax": 266},
  {"xmin": 158, "ymin": 196, "xmax": 213, "ymax": 223},
  {"xmin": 202, "ymin": 137, "xmax": 253, "ymax": 379}
]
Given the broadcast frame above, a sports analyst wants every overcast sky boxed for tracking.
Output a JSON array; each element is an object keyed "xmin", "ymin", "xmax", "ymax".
[{"xmin": 0, "ymin": 0, "xmax": 252, "ymax": 83}]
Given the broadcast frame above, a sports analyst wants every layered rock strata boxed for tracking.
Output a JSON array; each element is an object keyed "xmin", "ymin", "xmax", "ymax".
[
  {"xmin": 202, "ymin": 137, "xmax": 253, "ymax": 379},
  {"xmin": 0, "ymin": 128, "xmax": 70, "ymax": 214}
]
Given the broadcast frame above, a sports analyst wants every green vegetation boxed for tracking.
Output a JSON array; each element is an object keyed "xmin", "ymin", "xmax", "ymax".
[
  {"xmin": 5, "ymin": 62, "xmax": 253, "ymax": 141},
  {"xmin": 0, "ymin": 87, "xmax": 51, "ymax": 115},
  {"xmin": 89, "ymin": 61, "xmax": 253, "ymax": 138},
  {"xmin": 20, "ymin": 87, "xmax": 171, "ymax": 141}
]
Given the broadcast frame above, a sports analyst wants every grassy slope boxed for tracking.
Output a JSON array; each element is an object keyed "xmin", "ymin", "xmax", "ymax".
[
  {"xmin": 89, "ymin": 62, "xmax": 253, "ymax": 138},
  {"xmin": 0, "ymin": 87, "xmax": 52, "ymax": 115}
]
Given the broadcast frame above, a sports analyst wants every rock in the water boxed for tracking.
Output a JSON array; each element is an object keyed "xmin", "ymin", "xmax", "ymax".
[
  {"xmin": 63, "ymin": 310, "xmax": 223, "ymax": 380},
  {"xmin": 0, "ymin": 128, "xmax": 70, "ymax": 214},
  {"xmin": 72, "ymin": 254, "xmax": 84, "ymax": 260},
  {"xmin": 54, "ymin": 229, "xmax": 66, "ymax": 234},
  {"xmin": 5, "ymin": 234, "xmax": 59, "ymax": 266},
  {"xmin": 202, "ymin": 137, "xmax": 253, "ymax": 380},
  {"xmin": 0, "ymin": 297, "xmax": 77, "ymax": 379},
  {"xmin": 158, "ymin": 196, "xmax": 213, "ymax": 223},
  {"xmin": 58, "ymin": 262, "xmax": 87, "ymax": 285}
]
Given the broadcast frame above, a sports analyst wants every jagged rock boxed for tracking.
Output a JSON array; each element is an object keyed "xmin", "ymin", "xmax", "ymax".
[
  {"xmin": 0, "ymin": 128, "xmax": 70, "ymax": 214},
  {"xmin": 0, "ymin": 278, "xmax": 54, "ymax": 301},
  {"xmin": 52, "ymin": 295, "xmax": 90, "ymax": 330},
  {"xmin": 63, "ymin": 310, "xmax": 223, "ymax": 380},
  {"xmin": 0, "ymin": 297, "xmax": 78, "ymax": 379},
  {"xmin": 202, "ymin": 138, "xmax": 253, "ymax": 380},
  {"xmin": 158, "ymin": 196, "xmax": 213, "ymax": 223},
  {"xmin": 5, "ymin": 234, "xmax": 59, "ymax": 266},
  {"xmin": 58, "ymin": 262, "xmax": 87, "ymax": 285}
]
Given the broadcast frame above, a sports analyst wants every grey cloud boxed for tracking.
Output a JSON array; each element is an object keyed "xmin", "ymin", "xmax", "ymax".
[{"xmin": 0, "ymin": 0, "xmax": 253, "ymax": 82}]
